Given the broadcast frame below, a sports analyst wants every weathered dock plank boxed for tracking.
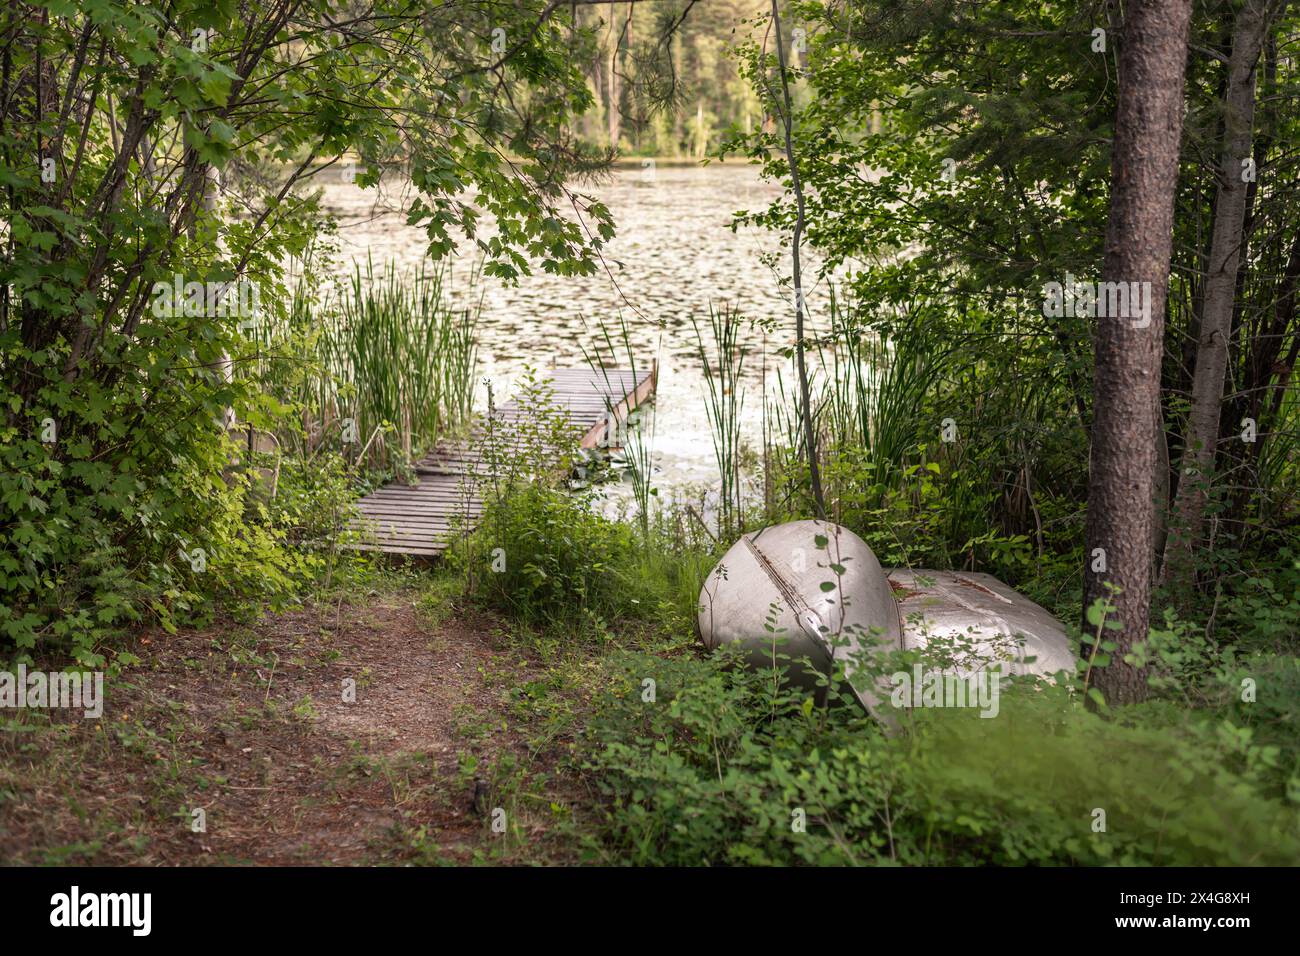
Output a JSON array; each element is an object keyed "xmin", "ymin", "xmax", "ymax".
[{"xmin": 347, "ymin": 365, "xmax": 656, "ymax": 557}]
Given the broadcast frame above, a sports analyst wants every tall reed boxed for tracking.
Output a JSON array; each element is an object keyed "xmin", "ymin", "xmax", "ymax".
[
  {"xmin": 765, "ymin": 289, "xmax": 947, "ymax": 513},
  {"xmin": 582, "ymin": 312, "xmax": 660, "ymax": 542},
  {"xmin": 692, "ymin": 304, "xmax": 747, "ymax": 541},
  {"xmin": 818, "ymin": 292, "xmax": 941, "ymax": 494},
  {"xmin": 1258, "ymin": 384, "xmax": 1299, "ymax": 529},
  {"xmin": 261, "ymin": 258, "xmax": 479, "ymax": 471}
]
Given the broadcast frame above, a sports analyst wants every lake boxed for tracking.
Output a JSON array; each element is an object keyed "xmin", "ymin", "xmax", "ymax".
[{"xmin": 318, "ymin": 161, "xmax": 828, "ymax": 494}]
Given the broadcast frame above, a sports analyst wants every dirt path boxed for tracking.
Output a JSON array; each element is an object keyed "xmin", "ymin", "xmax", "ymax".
[{"xmin": 0, "ymin": 590, "xmax": 581, "ymax": 865}]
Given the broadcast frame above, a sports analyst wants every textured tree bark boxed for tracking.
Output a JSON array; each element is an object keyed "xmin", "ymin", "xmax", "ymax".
[
  {"xmin": 1084, "ymin": 0, "xmax": 1192, "ymax": 704},
  {"xmin": 1163, "ymin": 0, "xmax": 1285, "ymax": 589}
]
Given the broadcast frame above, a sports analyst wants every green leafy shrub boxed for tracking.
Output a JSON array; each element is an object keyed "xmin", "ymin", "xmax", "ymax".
[
  {"xmin": 457, "ymin": 481, "xmax": 654, "ymax": 626},
  {"xmin": 0, "ymin": 346, "xmax": 351, "ymax": 665},
  {"xmin": 1218, "ymin": 550, "xmax": 1300, "ymax": 651},
  {"xmin": 581, "ymin": 647, "xmax": 1300, "ymax": 866},
  {"xmin": 448, "ymin": 369, "xmax": 709, "ymax": 633},
  {"xmin": 0, "ymin": 364, "xmax": 291, "ymax": 665}
]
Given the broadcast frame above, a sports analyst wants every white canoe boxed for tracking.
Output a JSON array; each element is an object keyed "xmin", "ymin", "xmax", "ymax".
[
  {"xmin": 698, "ymin": 520, "xmax": 1077, "ymax": 720},
  {"xmin": 887, "ymin": 569, "xmax": 1077, "ymax": 678},
  {"xmin": 697, "ymin": 520, "xmax": 903, "ymax": 709}
]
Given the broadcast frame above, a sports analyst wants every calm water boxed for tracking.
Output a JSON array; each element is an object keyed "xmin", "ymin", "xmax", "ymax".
[{"xmin": 318, "ymin": 162, "xmax": 827, "ymax": 492}]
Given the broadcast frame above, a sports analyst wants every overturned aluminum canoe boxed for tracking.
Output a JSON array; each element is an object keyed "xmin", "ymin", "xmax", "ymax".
[
  {"xmin": 887, "ymin": 569, "xmax": 1076, "ymax": 678},
  {"xmin": 697, "ymin": 520, "xmax": 1077, "ymax": 720},
  {"xmin": 697, "ymin": 520, "xmax": 903, "ymax": 707}
]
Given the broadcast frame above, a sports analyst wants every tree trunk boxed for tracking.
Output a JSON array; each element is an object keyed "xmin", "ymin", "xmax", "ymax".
[
  {"xmin": 694, "ymin": 99, "xmax": 705, "ymax": 159},
  {"xmin": 1083, "ymin": 0, "xmax": 1192, "ymax": 705},
  {"xmin": 198, "ymin": 163, "xmax": 236, "ymax": 432},
  {"xmin": 606, "ymin": 15, "xmax": 621, "ymax": 149},
  {"xmin": 771, "ymin": 0, "xmax": 825, "ymax": 518},
  {"xmin": 590, "ymin": 52, "xmax": 603, "ymax": 145},
  {"xmin": 1163, "ymin": 0, "xmax": 1284, "ymax": 587}
]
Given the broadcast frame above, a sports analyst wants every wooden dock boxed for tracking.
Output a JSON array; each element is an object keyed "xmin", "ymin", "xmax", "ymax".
[{"xmin": 348, "ymin": 365, "xmax": 657, "ymax": 557}]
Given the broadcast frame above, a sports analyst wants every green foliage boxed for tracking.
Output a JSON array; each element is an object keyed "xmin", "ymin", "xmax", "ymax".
[
  {"xmin": 1, "ymin": 1, "xmax": 615, "ymax": 661},
  {"xmin": 726, "ymin": 0, "xmax": 1300, "ymax": 629},
  {"xmin": 752, "ymin": 286, "xmax": 1083, "ymax": 597},
  {"xmin": 447, "ymin": 371, "xmax": 634, "ymax": 627},
  {"xmin": 1217, "ymin": 552, "xmax": 1300, "ymax": 650},
  {"xmin": 581, "ymin": 647, "xmax": 1300, "ymax": 866},
  {"xmin": 458, "ymin": 480, "xmax": 653, "ymax": 628},
  {"xmin": 448, "ymin": 368, "xmax": 717, "ymax": 635}
]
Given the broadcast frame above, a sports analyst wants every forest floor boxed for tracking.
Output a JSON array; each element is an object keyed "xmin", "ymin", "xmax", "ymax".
[{"xmin": 0, "ymin": 583, "xmax": 600, "ymax": 865}]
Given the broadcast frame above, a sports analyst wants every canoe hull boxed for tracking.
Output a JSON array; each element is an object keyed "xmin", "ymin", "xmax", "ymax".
[
  {"xmin": 888, "ymin": 569, "xmax": 1076, "ymax": 677},
  {"xmin": 698, "ymin": 521, "xmax": 1078, "ymax": 721},
  {"xmin": 697, "ymin": 520, "xmax": 902, "ymax": 704}
]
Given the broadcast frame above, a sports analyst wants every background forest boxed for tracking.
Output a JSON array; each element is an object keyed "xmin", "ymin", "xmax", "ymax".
[{"xmin": 571, "ymin": 0, "xmax": 763, "ymax": 156}]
